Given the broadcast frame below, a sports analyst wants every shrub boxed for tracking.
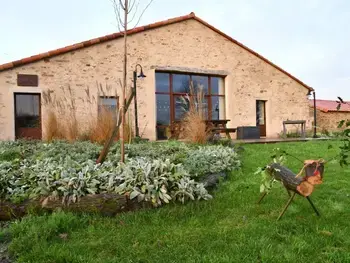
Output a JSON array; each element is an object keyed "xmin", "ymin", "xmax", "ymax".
[{"xmin": 184, "ymin": 145, "xmax": 241, "ymax": 178}]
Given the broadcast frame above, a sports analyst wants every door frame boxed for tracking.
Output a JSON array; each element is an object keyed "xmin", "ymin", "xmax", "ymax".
[
  {"xmin": 14, "ymin": 92, "xmax": 42, "ymax": 139},
  {"xmin": 256, "ymin": 100, "xmax": 267, "ymax": 137}
]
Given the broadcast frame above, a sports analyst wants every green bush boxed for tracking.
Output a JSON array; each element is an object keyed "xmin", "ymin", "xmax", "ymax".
[{"xmin": 184, "ymin": 145, "xmax": 240, "ymax": 178}]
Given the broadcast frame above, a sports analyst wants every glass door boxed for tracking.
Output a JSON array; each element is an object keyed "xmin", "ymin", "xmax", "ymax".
[{"xmin": 256, "ymin": 100, "xmax": 266, "ymax": 137}]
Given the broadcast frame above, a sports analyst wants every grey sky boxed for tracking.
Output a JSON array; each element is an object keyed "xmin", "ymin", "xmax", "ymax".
[{"xmin": 1, "ymin": 0, "xmax": 348, "ymax": 100}]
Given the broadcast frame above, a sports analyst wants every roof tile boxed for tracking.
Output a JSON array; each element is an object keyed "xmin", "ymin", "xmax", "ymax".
[{"xmin": 310, "ymin": 99, "xmax": 350, "ymax": 112}]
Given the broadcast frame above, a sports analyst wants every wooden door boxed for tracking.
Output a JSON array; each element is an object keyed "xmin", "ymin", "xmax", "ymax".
[
  {"xmin": 14, "ymin": 93, "xmax": 42, "ymax": 139},
  {"xmin": 256, "ymin": 100, "xmax": 266, "ymax": 137}
]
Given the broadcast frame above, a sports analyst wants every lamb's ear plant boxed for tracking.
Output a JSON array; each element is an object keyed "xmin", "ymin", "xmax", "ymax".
[
  {"xmin": 184, "ymin": 145, "xmax": 240, "ymax": 178},
  {"xmin": 0, "ymin": 141, "xmax": 242, "ymax": 206}
]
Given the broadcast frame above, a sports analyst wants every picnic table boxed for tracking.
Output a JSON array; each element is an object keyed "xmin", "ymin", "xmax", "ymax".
[
  {"xmin": 169, "ymin": 119, "xmax": 236, "ymax": 139},
  {"xmin": 205, "ymin": 119, "xmax": 236, "ymax": 139},
  {"xmin": 282, "ymin": 120, "xmax": 306, "ymax": 138}
]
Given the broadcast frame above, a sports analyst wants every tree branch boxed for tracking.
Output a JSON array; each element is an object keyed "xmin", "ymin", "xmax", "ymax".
[
  {"xmin": 132, "ymin": 0, "xmax": 154, "ymax": 29},
  {"xmin": 128, "ymin": 0, "xmax": 140, "ymax": 24},
  {"xmin": 128, "ymin": 0, "xmax": 138, "ymax": 14},
  {"xmin": 111, "ymin": 0, "xmax": 125, "ymax": 31},
  {"xmin": 119, "ymin": 0, "xmax": 125, "ymax": 10}
]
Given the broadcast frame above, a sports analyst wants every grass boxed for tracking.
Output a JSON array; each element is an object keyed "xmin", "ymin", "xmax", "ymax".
[
  {"xmin": 181, "ymin": 82, "xmax": 210, "ymax": 143},
  {"xmin": 42, "ymin": 84, "xmax": 135, "ymax": 143},
  {"xmin": 2, "ymin": 141, "xmax": 350, "ymax": 263}
]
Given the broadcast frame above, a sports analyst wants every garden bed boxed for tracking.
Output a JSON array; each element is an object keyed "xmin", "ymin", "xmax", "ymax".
[{"xmin": 0, "ymin": 140, "xmax": 240, "ymax": 220}]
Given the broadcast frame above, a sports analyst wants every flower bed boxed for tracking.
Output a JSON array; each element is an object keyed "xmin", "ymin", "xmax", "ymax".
[{"xmin": 0, "ymin": 140, "xmax": 240, "ymax": 219}]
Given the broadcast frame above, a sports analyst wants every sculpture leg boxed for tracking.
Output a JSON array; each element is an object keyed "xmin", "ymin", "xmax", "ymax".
[
  {"xmin": 277, "ymin": 192, "xmax": 296, "ymax": 220},
  {"xmin": 257, "ymin": 192, "xmax": 267, "ymax": 204},
  {"xmin": 306, "ymin": 196, "xmax": 320, "ymax": 216}
]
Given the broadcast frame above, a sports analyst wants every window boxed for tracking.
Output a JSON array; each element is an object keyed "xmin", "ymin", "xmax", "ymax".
[
  {"xmin": 98, "ymin": 96, "xmax": 118, "ymax": 118},
  {"xmin": 155, "ymin": 72, "xmax": 225, "ymax": 139}
]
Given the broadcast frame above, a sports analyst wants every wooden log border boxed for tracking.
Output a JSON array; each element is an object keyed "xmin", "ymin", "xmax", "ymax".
[{"xmin": 0, "ymin": 194, "xmax": 152, "ymax": 221}]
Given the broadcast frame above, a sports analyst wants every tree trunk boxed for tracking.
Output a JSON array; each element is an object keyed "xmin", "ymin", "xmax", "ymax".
[
  {"xmin": 96, "ymin": 90, "xmax": 134, "ymax": 164},
  {"xmin": 266, "ymin": 163, "xmax": 314, "ymax": 197},
  {"xmin": 120, "ymin": 0, "xmax": 129, "ymax": 163},
  {"xmin": 0, "ymin": 194, "xmax": 151, "ymax": 221}
]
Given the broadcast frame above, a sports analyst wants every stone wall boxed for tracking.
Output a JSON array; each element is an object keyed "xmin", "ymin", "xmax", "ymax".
[
  {"xmin": 316, "ymin": 109, "xmax": 350, "ymax": 132},
  {"xmin": 0, "ymin": 18, "xmax": 312, "ymax": 140}
]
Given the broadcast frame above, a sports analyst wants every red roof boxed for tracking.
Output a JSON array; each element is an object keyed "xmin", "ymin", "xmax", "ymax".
[
  {"xmin": 0, "ymin": 12, "xmax": 312, "ymax": 91},
  {"xmin": 310, "ymin": 99, "xmax": 350, "ymax": 112}
]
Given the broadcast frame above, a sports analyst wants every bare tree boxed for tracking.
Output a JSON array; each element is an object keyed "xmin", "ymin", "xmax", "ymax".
[{"xmin": 97, "ymin": 0, "xmax": 154, "ymax": 164}]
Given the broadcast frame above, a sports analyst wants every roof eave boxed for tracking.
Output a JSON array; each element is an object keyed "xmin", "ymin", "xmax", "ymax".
[{"xmin": 0, "ymin": 12, "xmax": 312, "ymax": 91}]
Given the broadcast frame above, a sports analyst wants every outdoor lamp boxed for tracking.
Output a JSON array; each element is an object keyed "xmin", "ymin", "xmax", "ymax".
[
  {"xmin": 133, "ymin": 64, "xmax": 146, "ymax": 138},
  {"xmin": 307, "ymin": 89, "xmax": 317, "ymax": 138}
]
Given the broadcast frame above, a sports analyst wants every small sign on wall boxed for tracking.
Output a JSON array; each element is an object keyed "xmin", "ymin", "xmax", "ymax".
[{"xmin": 17, "ymin": 74, "xmax": 39, "ymax": 87}]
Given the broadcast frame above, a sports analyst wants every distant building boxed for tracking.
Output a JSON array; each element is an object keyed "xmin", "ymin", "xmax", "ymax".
[{"xmin": 310, "ymin": 99, "xmax": 350, "ymax": 132}]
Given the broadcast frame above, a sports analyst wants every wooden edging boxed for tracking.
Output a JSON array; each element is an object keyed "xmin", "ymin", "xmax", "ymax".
[{"xmin": 0, "ymin": 194, "xmax": 152, "ymax": 221}]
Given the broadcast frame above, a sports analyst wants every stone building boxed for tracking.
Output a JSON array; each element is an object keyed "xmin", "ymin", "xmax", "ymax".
[
  {"xmin": 0, "ymin": 12, "xmax": 313, "ymax": 141},
  {"xmin": 310, "ymin": 99, "xmax": 350, "ymax": 133}
]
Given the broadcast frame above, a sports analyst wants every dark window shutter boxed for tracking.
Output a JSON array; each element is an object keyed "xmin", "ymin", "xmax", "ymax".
[{"xmin": 17, "ymin": 74, "xmax": 39, "ymax": 87}]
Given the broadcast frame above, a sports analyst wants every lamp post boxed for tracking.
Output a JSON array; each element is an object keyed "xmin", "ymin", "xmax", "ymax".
[
  {"xmin": 133, "ymin": 64, "xmax": 146, "ymax": 138},
  {"xmin": 308, "ymin": 89, "xmax": 317, "ymax": 138}
]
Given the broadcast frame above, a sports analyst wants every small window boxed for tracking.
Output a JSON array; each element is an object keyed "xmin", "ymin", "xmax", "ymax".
[
  {"xmin": 17, "ymin": 74, "xmax": 39, "ymax": 87},
  {"xmin": 98, "ymin": 96, "xmax": 118, "ymax": 117}
]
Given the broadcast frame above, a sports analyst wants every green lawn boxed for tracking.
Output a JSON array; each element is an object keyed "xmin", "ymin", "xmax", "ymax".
[{"xmin": 2, "ymin": 141, "xmax": 350, "ymax": 263}]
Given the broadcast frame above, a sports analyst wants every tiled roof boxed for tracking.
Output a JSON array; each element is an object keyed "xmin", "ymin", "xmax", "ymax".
[
  {"xmin": 0, "ymin": 12, "xmax": 313, "ymax": 91},
  {"xmin": 310, "ymin": 99, "xmax": 350, "ymax": 112}
]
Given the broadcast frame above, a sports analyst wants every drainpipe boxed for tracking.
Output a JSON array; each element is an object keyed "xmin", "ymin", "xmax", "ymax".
[{"xmin": 313, "ymin": 91, "xmax": 317, "ymax": 138}]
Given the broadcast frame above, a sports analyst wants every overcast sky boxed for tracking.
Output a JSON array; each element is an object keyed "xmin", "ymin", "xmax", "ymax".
[{"xmin": 1, "ymin": 0, "xmax": 349, "ymax": 100}]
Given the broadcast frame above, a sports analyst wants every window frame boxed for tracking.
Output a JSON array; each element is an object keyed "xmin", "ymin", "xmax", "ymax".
[{"xmin": 155, "ymin": 72, "xmax": 225, "ymax": 139}]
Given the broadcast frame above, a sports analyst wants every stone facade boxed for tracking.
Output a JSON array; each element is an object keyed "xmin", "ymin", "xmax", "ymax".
[{"xmin": 0, "ymin": 17, "xmax": 312, "ymax": 141}]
